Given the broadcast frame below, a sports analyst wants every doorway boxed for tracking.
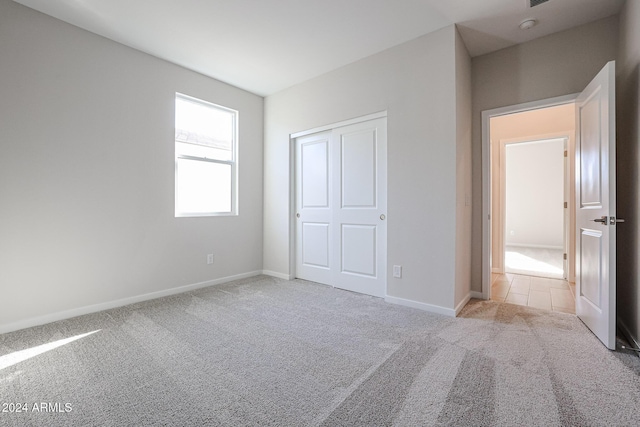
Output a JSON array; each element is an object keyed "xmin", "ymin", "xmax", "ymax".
[
  {"xmin": 489, "ymin": 103, "xmax": 576, "ymax": 283},
  {"xmin": 502, "ymin": 137, "xmax": 568, "ymax": 279},
  {"xmin": 488, "ymin": 105, "xmax": 576, "ymax": 313},
  {"xmin": 481, "ymin": 96, "xmax": 578, "ymax": 305}
]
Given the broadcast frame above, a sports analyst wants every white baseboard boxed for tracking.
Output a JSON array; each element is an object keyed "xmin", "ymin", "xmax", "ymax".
[
  {"xmin": 0, "ymin": 271, "xmax": 263, "ymax": 335},
  {"xmin": 385, "ymin": 295, "xmax": 456, "ymax": 317},
  {"xmin": 262, "ymin": 270, "xmax": 293, "ymax": 280},
  {"xmin": 618, "ymin": 316, "xmax": 640, "ymax": 357}
]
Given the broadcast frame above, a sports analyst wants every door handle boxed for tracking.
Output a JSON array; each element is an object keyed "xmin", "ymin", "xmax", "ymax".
[
  {"xmin": 593, "ymin": 216, "xmax": 608, "ymax": 225},
  {"xmin": 611, "ymin": 217, "xmax": 625, "ymax": 224}
]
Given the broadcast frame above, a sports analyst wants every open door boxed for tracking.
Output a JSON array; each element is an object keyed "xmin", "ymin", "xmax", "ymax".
[{"xmin": 575, "ymin": 61, "xmax": 618, "ymax": 350}]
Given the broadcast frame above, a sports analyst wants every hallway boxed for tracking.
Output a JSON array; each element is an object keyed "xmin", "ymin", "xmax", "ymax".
[{"xmin": 491, "ymin": 273, "xmax": 575, "ymax": 314}]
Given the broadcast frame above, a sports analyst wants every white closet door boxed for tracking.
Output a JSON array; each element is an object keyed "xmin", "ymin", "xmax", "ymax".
[
  {"xmin": 295, "ymin": 117, "xmax": 387, "ymax": 298},
  {"xmin": 295, "ymin": 131, "xmax": 333, "ymax": 285}
]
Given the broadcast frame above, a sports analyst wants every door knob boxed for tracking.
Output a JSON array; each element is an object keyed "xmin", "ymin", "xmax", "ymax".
[
  {"xmin": 593, "ymin": 216, "xmax": 608, "ymax": 225},
  {"xmin": 611, "ymin": 217, "xmax": 625, "ymax": 224}
]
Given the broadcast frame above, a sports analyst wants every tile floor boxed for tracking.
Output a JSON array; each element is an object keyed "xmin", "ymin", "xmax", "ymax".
[{"xmin": 491, "ymin": 272, "xmax": 576, "ymax": 314}]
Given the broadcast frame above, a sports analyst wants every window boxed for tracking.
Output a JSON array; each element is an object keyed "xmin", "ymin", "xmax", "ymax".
[{"xmin": 175, "ymin": 93, "xmax": 238, "ymax": 216}]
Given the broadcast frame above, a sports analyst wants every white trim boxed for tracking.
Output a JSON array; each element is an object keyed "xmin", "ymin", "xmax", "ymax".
[
  {"xmin": 563, "ymin": 137, "xmax": 570, "ymax": 281},
  {"xmin": 492, "ymin": 267, "xmax": 502, "ymax": 274},
  {"xmin": 288, "ymin": 132, "xmax": 297, "ymax": 280},
  {"xmin": 262, "ymin": 270, "xmax": 293, "ymax": 280},
  {"xmin": 482, "ymin": 93, "xmax": 578, "ymax": 301},
  {"xmin": 290, "ymin": 111, "xmax": 387, "ymax": 139},
  {"xmin": 618, "ymin": 317, "xmax": 640, "ymax": 357},
  {"xmin": 0, "ymin": 271, "xmax": 262, "ymax": 335},
  {"xmin": 455, "ymin": 294, "xmax": 472, "ymax": 315},
  {"xmin": 385, "ymin": 295, "xmax": 456, "ymax": 317}
]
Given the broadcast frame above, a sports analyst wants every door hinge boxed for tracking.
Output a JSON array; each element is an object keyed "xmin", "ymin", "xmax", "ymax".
[
  {"xmin": 564, "ymin": 253, "xmax": 567, "ymax": 260},
  {"xmin": 564, "ymin": 150, "xmax": 568, "ymax": 157},
  {"xmin": 564, "ymin": 202, "xmax": 568, "ymax": 208}
]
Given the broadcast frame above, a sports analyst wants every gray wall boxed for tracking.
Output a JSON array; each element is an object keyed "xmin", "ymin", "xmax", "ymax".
[
  {"xmin": 617, "ymin": 0, "xmax": 640, "ymax": 346},
  {"xmin": 470, "ymin": 16, "xmax": 619, "ymax": 292},
  {"xmin": 454, "ymin": 28, "xmax": 473, "ymax": 307},
  {"xmin": 0, "ymin": 0, "xmax": 264, "ymax": 331},
  {"xmin": 264, "ymin": 25, "xmax": 469, "ymax": 312}
]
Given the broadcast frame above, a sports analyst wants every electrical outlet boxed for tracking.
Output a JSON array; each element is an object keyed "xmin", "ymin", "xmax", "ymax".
[
  {"xmin": 393, "ymin": 265, "xmax": 402, "ymax": 278},
  {"xmin": 207, "ymin": 254, "xmax": 214, "ymax": 265}
]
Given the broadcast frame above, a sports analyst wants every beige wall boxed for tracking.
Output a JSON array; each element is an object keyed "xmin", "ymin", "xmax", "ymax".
[
  {"xmin": 616, "ymin": 0, "xmax": 640, "ymax": 346},
  {"xmin": 471, "ymin": 16, "xmax": 619, "ymax": 293},
  {"xmin": 264, "ymin": 25, "xmax": 469, "ymax": 314},
  {"xmin": 0, "ymin": 0, "xmax": 264, "ymax": 332},
  {"xmin": 489, "ymin": 104, "xmax": 575, "ymax": 280}
]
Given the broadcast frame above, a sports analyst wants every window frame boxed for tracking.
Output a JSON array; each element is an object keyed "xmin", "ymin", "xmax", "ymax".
[{"xmin": 174, "ymin": 93, "xmax": 238, "ymax": 217}]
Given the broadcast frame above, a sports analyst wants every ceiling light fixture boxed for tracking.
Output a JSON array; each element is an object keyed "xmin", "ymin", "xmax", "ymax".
[{"xmin": 519, "ymin": 19, "xmax": 538, "ymax": 30}]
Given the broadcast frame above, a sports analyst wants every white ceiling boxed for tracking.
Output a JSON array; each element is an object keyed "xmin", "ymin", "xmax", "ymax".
[{"xmin": 13, "ymin": 0, "xmax": 624, "ymax": 96}]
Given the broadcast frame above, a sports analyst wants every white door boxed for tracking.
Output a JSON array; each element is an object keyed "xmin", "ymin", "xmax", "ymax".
[
  {"xmin": 295, "ymin": 131, "xmax": 333, "ymax": 285},
  {"xmin": 575, "ymin": 61, "xmax": 617, "ymax": 350},
  {"xmin": 295, "ymin": 117, "xmax": 387, "ymax": 298}
]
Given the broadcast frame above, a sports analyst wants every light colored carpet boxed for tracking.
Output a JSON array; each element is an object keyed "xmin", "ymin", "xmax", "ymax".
[{"xmin": 1, "ymin": 275, "xmax": 639, "ymax": 426}]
